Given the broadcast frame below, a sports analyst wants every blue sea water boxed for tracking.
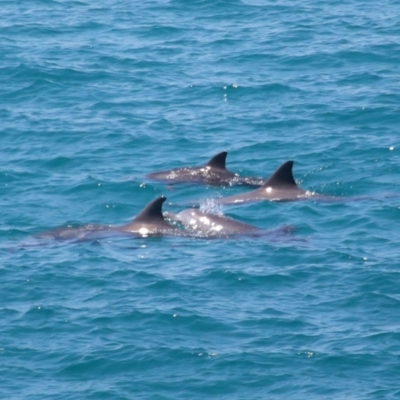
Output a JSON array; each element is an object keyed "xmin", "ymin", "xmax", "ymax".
[{"xmin": 1, "ymin": 0, "xmax": 400, "ymax": 398}]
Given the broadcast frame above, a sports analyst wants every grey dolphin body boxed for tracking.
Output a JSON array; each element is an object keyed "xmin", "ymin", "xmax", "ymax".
[
  {"xmin": 164, "ymin": 208, "xmax": 294, "ymax": 238},
  {"xmin": 215, "ymin": 161, "xmax": 318, "ymax": 204},
  {"xmin": 146, "ymin": 152, "xmax": 264, "ymax": 187},
  {"xmin": 36, "ymin": 197, "xmax": 183, "ymax": 242}
]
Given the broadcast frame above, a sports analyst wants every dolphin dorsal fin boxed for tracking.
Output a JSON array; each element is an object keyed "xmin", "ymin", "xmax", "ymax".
[
  {"xmin": 133, "ymin": 196, "xmax": 166, "ymax": 223},
  {"xmin": 206, "ymin": 152, "xmax": 228, "ymax": 169},
  {"xmin": 263, "ymin": 161, "xmax": 298, "ymax": 188}
]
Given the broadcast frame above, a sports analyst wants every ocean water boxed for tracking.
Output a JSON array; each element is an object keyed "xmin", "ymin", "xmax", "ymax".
[{"xmin": 1, "ymin": 0, "xmax": 400, "ymax": 398}]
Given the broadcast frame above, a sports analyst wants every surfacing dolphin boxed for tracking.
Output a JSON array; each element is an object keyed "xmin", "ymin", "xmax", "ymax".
[
  {"xmin": 36, "ymin": 197, "xmax": 184, "ymax": 242},
  {"xmin": 146, "ymin": 151, "xmax": 264, "ymax": 187},
  {"xmin": 214, "ymin": 160, "xmax": 324, "ymax": 204},
  {"xmin": 163, "ymin": 208, "xmax": 295, "ymax": 239}
]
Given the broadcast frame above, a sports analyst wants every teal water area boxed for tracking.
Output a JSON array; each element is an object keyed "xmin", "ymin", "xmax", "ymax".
[{"xmin": 1, "ymin": 1, "xmax": 400, "ymax": 398}]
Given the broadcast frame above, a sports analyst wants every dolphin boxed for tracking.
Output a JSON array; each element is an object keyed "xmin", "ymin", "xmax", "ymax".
[
  {"xmin": 163, "ymin": 208, "xmax": 295, "ymax": 238},
  {"xmin": 146, "ymin": 151, "xmax": 264, "ymax": 187},
  {"xmin": 213, "ymin": 161, "xmax": 320, "ymax": 204},
  {"xmin": 36, "ymin": 197, "xmax": 184, "ymax": 242}
]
